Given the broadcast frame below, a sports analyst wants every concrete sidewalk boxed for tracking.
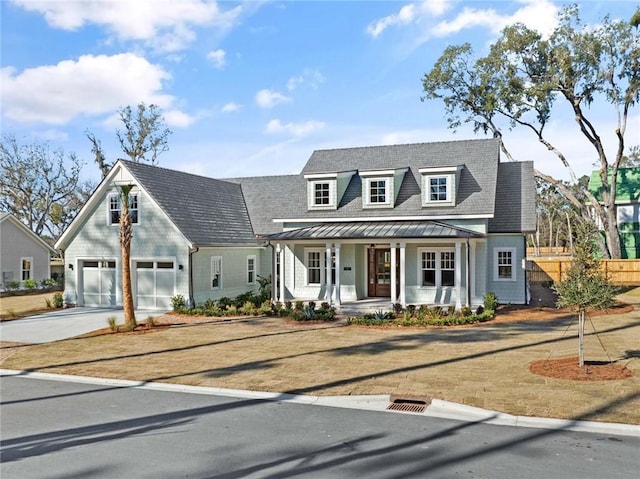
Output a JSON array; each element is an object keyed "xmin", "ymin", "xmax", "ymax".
[{"xmin": 0, "ymin": 308, "xmax": 153, "ymax": 343}]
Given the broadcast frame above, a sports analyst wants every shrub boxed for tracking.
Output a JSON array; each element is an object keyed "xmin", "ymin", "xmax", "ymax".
[
  {"xmin": 107, "ymin": 316, "xmax": 118, "ymax": 332},
  {"xmin": 259, "ymin": 300, "xmax": 274, "ymax": 315},
  {"xmin": 41, "ymin": 278, "xmax": 57, "ymax": 290},
  {"xmin": 483, "ymin": 292, "xmax": 498, "ymax": 311},
  {"xmin": 320, "ymin": 302, "xmax": 330, "ymax": 311},
  {"xmin": 171, "ymin": 294, "xmax": 186, "ymax": 311},
  {"xmin": 146, "ymin": 316, "xmax": 156, "ymax": 328},
  {"xmin": 460, "ymin": 306, "xmax": 472, "ymax": 317},
  {"xmin": 217, "ymin": 297, "xmax": 232, "ymax": 309},
  {"xmin": 284, "ymin": 300, "xmax": 292, "ymax": 310},
  {"xmin": 307, "ymin": 301, "xmax": 316, "ymax": 311},
  {"xmin": 53, "ymin": 292, "xmax": 64, "ymax": 308},
  {"xmin": 4, "ymin": 280, "xmax": 20, "ymax": 291},
  {"xmin": 294, "ymin": 300, "xmax": 304, "ymax": 311},
  {"xmin": 45, "ymin": 298, "xmax": 52, "ymax": 308},
  {"xmin": 240, "ymin": 301, "xmax": 258, "ymax": 316},
  {"xmin": 392, "ymin": 303, "xmax": 404, "ymax": 314},
  {"xmin": 23, "ymin": 279, "xmax": 37, "ymax": 290},
  {"xmin": 363, "ymin": 310, "xmax": 393, "ymax": 320}
]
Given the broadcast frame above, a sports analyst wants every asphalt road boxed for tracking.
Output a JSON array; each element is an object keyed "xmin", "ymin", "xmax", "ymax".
[{"xmin": 1, "ymin": 375, "xmax": 638, "ymax": 479}]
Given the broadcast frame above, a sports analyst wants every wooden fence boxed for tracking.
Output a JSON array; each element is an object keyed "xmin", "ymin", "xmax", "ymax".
[{"xmin": 527, "ymin": 259, "xmax": 640, "ymax": 285}]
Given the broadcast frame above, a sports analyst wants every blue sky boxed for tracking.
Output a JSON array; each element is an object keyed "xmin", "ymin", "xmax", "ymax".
[{"xmin": 1, "ymin": 0, "xmax": 638, "ymax": 184}]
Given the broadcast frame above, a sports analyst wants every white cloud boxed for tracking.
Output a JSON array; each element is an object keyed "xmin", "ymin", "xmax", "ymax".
[
  {"xmin": 366, "ymin": 0, "xmax": 453, "ymax": 37},
  {"xmin": 432, "ymin": 0, "xmax": 559, "ymax": 38},
  {"xmin": 11, "ymin": 0, "xmax": 243, "ymax": 53},
  {"xmin": 0, "ymin": 53, "xmax": 188, "ymax": 125},
  {"xmin": 286, "ymin": 68, "xmax": 326, "ymax": 91},
  {"xmin": 265, "ymin": 119, "xmax": 325, "ymax": 137},
  {"xmin": 207, "ymin": 49, "xmax": 226, "ymax": 68},
  {"xmin": 221, "ymin": 102, "xmax": 242, "ymax": 113},
  {"xmin": 255, "ymin": 89, "xmax": 291, "ymax": 108},
  {"xmin": 163, "ymin": 109, "xmax": 197, "ymax": 127}
]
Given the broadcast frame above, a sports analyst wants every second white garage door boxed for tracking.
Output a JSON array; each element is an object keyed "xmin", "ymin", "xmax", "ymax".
[{"xmin": 134, "ymin": 260, "xmax": 175, "ymax": 310}]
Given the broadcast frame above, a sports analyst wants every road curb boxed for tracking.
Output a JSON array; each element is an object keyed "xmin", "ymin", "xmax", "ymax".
[{"xmin": 2, "ymin": 369, "xmax": 638, "ymax": 438}]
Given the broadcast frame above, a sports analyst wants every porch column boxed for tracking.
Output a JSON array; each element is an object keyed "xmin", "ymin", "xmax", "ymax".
[
  {"xmin": 455, "ymin": 241, "xmax": 462, "ymax": 310},
  {"xmin": 272, "ymin": 245, "xmax": 277, "ymax": 301},
  {"xmin": 277, "ymin": 243, "xmax": 285, "ymax": 303},
  {"xmin": 390, "ymin": 242, "xmax": 397, "ymax": 304},
  {"xmin": 334, "ymin": 243, "xmax": 341, "ymax": 306},
  {"xmin": 399, "ymin": 242, "xmax": 406, "ymax": 307},
  {"xmin": 325, "ymin": 242, "xmax": 333, "ymax": 304}
]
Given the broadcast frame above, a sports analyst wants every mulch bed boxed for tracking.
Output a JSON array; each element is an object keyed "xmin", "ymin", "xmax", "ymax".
[{"xmin": 530, "ymin": 357, "xmax": 634, "ymax": 381}]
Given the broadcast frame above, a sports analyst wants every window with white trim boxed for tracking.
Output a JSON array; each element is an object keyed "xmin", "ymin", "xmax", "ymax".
[
  {"xmin": 20, "ymin": 257, "xmax": 32, "ymax": 281},
  {"xmin": 428, "ymin": 176, "xmax": 449, "ymax": 202},
  {"xmin": 419, "ymin": 167, "xmax": 458, "ymax": 207},
  {"xmin": 306, "ymin": 250, "xmax": 322, "ymax": 284},
  {"xmin": 419, "ymin": 249, "xmax": 455, "ymax": 287},
  {"xmin": 211, "ymin": 256, "xmax": 222, "ymax": 290},
  {"xmin": 313, "ymin": 182, "xmax": 331, "ymax": 206},
  {"xmin": 247, "ymin": 255, "xmax": 256, "ymax": 285},
  {"xmin": 494, "ymin": 248, "xmax": 516, "ymax": 281},
  {"xmin": 369, "ymin": 179, "xmax": 388, "ymax": 204},
  {"xmin": 109, "ymin": 193, "xmax": 139, "ymax": 225}
]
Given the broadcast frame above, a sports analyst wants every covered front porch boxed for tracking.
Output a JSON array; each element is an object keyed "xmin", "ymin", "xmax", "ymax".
[{"xmin": 262, "ymin": 221, "xmax": 485, "ymax": 310}]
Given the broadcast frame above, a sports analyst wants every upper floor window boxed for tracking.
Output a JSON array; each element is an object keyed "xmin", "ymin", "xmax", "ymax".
[
  {"xmin": 109, "ymin": 193, "xmax": 138, "ymax": 225},
  {"xmin": 314, "ymin": 182, "xmax": 331, "ymax": 206},
  {"xmin": 369, "ymin": 179, "xmax": 388, "ymax": 204},
  {"xmin": 428, "ymin": 176, "xmax": 449, "ymax": 202},
  {"xmin": 419, "ymin": 166, "xmax": 460, "ymax": 207}
]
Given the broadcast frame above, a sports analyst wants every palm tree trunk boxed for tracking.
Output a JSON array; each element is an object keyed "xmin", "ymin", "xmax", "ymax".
[{"xmin": 119, "ymin": 186, "xmax": 136, "ymax": 330}]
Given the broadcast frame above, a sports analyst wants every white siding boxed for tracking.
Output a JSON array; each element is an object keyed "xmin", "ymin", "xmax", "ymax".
[{"xmin": 0, "ymin": 219, "xmax": 51, "ymax": 286}]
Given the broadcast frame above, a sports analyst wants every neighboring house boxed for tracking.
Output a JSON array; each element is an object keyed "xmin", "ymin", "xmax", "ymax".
[
  {"xmin": 56, "ymin": 138, "xmax": 535, "ymax": 310},
  {"xmin": 0, "ymin": 212, "xmax": 57, "ymax": 287},
  {"xmin": 589, "ymin": 167, "xmax": 640, "ymax": 259}
]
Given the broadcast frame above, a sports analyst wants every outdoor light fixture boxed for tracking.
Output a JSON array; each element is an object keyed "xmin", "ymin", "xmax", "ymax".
[
  {"xmin": 178, "ymin": 265, "xmax": 184, "ymax": 270},
  {"xmin": 68, "ymin": 264, "xmax": 73, "ymax": 270}
]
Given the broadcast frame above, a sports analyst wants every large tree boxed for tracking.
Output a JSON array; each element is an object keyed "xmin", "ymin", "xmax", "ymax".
[
  {"xmin": 422, "ymin": 6, "xmax": 639, "ymax": 259},
  {"xmin": 0, "ymin": 135, "xmax": 94, "ymax": 240},
  {"xmin": 87, "ymin": 102, "xmax": 172, "ymax": 178}
]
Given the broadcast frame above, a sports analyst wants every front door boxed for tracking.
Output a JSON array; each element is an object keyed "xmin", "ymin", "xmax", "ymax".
[{"xmin": 367, "ymin": 248, "xmax": 398, "ymax": 297}]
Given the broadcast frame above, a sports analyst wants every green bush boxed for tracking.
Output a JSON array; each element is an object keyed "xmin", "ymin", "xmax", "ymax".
[
  {"xmin": 294, "ymin": 300, "xmax": 304, "ymax": 311},
  {"xmin": 348, "ymin": 307, "xmax": 495, "ymax": 327},
  {"xmin": 23, "ymin": 279, "xmax": 37, "ymax": 290},
  {"xmin": 4, "ymin": 280, "xmax": 20, "ymax": 291},
  {"xmin": 217, "ymin": 297, "xmax": 232, "ymax": 309},
  {"xmin": 171, "ymin": 294, "xmax": 186, "ymax": 311},
  {"xmin": 41, "ymin": 278, "xmax": 57, "ymax": 289},
  {"xmin": 483, "ymin": 292, "xmax": 498, "ymax": 311},
  {"xmin": 53, "ymin": 292, "xmax": 64, "ymax": 308}
]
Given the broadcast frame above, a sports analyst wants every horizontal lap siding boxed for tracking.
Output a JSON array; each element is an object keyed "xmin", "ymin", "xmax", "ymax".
[
  {"xmin": 1, "ymin": 220, "xmax": 51, "ymax": 283},
  {"xmin": 484, "ymin": 235, "xmax": 527, "ymax": 305}
]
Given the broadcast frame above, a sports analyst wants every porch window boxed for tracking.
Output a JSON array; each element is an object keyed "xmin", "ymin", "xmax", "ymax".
[
  {"xmin": 419, "ymin": 249, "xmax": 455, "ymax": 287},
  {"xmin": 20, "ymin": 257, "xmax": 32, "ymax": 281},
  {"xmin": 109, "ymin": 193, "xmax": 139, "ymax": 225},
  {"xmin": 211, "ymin": 256, "xmax": 222, "ymax": 290},
  {"xmin": 247, "ymin": 255, "xmax": 256, "ymax": 285},
  {"xmin": 494, "ymin": 248, "xmax": 516, "ymax": 281},
  {"xmin": 307, "ymin": 251, "xmax": 322, "ymax": 284}
]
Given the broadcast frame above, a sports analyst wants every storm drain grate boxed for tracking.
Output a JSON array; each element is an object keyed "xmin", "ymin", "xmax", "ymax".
[{"xmin": 387, "ymin": 398, "xmax": 428, "ymax": 414}]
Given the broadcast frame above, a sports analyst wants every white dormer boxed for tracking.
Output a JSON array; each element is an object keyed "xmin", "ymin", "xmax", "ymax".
[
  {"xmin": 304, "ymin": 171, "xmax": 355, "ymax": 210},
  {"xmin": 419, "ymin": 166, "xmax": 463, "ymax": 208},
  {"xmin": 359, "ymin": 168, "xmax": 408, "ymax": 209}
]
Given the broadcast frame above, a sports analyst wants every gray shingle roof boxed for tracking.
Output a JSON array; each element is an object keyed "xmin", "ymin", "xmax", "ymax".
[
  {"xmin": 233, "ymin": 139, "xmax": 502, "ymax": 229},
  {"xmin": 488, "ymin": 161, "xmax": 536, "ymax": 233},
  {"xmin": 122, "ymin": 160, "xmax": 258, "ymax": 246}
]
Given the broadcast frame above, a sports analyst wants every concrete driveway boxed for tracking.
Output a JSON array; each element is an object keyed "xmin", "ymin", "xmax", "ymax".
[{"xmin": 0, "ymin": 308, "xmax": 153, "ymax": 343}]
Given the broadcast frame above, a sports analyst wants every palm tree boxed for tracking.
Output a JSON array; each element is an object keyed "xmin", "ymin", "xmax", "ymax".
[{"xmin": 119, "ymin": 184, "xmax": 136, "ymax": 330}]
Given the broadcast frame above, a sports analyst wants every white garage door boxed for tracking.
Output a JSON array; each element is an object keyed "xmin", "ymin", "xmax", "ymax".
[
  {"xmin": 82, "ymin": 260, "xmax": 116, "ymax": 307},
  {"xmin": 135, "ymin": 261, "xmax": 175, "ymax": 310}
]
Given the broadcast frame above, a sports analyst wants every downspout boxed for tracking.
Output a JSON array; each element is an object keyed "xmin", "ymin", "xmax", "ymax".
[{"xmin": 188, "ymin": 246, "xmax": 199, "ymax": 307}]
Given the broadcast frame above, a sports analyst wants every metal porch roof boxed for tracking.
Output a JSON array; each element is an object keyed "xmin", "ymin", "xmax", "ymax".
[{"xmin": 260, "ymin": 221, "xmax": 484, "ymax": 241}]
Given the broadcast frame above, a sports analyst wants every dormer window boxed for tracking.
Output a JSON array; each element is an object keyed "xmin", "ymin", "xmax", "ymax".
[
  {"xmin": 360, "ymin": 168, "xmax": 407, "ymax": 209},
  {"xmin": 368, "ymin": 179, "xmax": 389, "ymax": 205},
  {"xmin": 313, "ymin": 181, "xmax": 331, "ymax": 206},
  {"xmin": 419, "ymin": 166, "xmax": 461, "ymax": 207},
  {"xmin": 428, "ymin": 176, "xmax": 450, "ymax": 202}
]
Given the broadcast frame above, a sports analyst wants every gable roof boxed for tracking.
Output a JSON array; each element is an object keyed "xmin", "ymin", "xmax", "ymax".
[
  {"xmin": 0, "ymin": 213, "xmax": 57, "ymax": 254},
  {"xmin": 589, "ymin": 167, "xmax": 640, "ymax": 203},
  {"xmin": 56, "ymin": 160, "xmax": 258, "ymax": 249},
  {"xmin": 121, "ymin": 161, "xmax": 257, "ymax": 246}
]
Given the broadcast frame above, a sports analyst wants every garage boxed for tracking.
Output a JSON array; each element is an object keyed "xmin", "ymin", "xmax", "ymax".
[
  {"xmin": 134, "ymin": 260, "xmax": 175, "ymax": 310},
  {"xmin": 81, "ymin": 260, "xmax": 116, "ymax": 306}
]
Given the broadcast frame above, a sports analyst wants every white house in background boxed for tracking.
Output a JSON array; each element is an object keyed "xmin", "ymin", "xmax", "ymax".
[
  {"xmin": 1, "ymin": 212, "xmax": 56, "ymax": 287},
  {"xmin": 56, "ymin": 138, "xmax": 535, "ymax": 310}
]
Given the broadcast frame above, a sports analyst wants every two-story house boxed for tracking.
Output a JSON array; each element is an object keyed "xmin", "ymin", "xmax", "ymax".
[{"xmin": 55, "ymin": 138, "xmax": 535, "ymax": 310}]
